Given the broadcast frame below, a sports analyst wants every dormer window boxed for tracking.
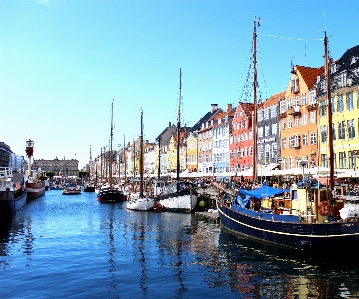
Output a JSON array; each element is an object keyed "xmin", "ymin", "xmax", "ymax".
[
  {"xmin": 330, "ymin": 63, "xmax": 337, "ymax": 74},
  {"xmin": 290, "ymin": 78, "xmax": 299, "ymax": 93}
]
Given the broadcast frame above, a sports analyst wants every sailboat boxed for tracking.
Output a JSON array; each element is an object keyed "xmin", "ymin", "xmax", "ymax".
[
  {"xmin": 156, "ymin": 68, "xmax": 198, "ymax": 212},
  {"xmin": 98, "ymin": 99, "xmax": 127, "ymax": 202},
  {"xmin": 127, "ymin": 109, "xmax": 155, "ymax": 211},
  {"xmin": 84, "ymin": 146, "xmax": 95, "ymax": 192},
  {"xmin": 215, "ymin": 19, "xmax": 359, "ymax": 251}
]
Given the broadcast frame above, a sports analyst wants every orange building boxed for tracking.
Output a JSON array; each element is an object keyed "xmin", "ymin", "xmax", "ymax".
[{"xmin": 279, "ymin": 65, "xmax": 323, "ymax": 171}]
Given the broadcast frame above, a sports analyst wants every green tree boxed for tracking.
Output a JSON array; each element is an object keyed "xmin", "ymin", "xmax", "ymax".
[{"xmin": 46, "ymin": 171, "xmax": 55, "ymax": 179}]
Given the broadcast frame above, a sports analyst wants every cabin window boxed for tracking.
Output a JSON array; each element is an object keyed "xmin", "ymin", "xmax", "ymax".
[
  {"xmin": 346, "ymin": 92, "xmax": 354, "ymax": 110},
  {"xmin": 292, "ymin": 190, "xmax": 298, "ymax": 200}
]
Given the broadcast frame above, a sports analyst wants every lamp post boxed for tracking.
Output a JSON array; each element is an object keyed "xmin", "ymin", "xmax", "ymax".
[{"xmin": 25, "ymin": 139, "xmax": 34, "ymax": 179}]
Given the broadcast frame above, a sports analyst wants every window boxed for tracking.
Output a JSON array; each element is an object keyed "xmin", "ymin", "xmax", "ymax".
[
  {"xmin": 289, "ymin": 157, "xmax": 294, "ymax": 169},
  {"xmin": 282, "ymin": 119, "xmax": 286, "ymax": 130},
  {"xmin": 301, "ymin": 93, "xmax": 307, "ymax": 105},
  {"xmin": 258, "ymin": 111, "xmax": 263, "ymax": 121},
  {"xmin": 281, "ymin": 138, "xmax": 286, "ymax": 149},
  {"xmin": 258, "ymin": 145, "xmax": 263, "ymax": 160},
  {"xmin": 310, "ymin": 132, "xmax": 316, "ymax": 145},
  {"xmin": 288, "ymin": 98, "xmax": 293, "ymax": 109},
  {"xmin": 264, "ymin": 126, "xmax": 269, "ymax": 136},
  {"xmin": 265, "ymin": 144, "xmax": 270, "ymax": 161},
  {"xmin": 272, "ymin": 123, "xmax": 277, "ymax": 135},
  {"xmin": 288, "ymin": 136, "xmax": 294, "ymax": 148},
  {"xmin": 321, "ymin": 154, "xmax": 328, "ymax": 167},
  {"xmin": 338, "ymin": 121, "xmax": 345, "ymax": 140},
  {"xmin": 294, "ymin": 134, "xmax": 300, "ymax": 147},
  {"xmin": 302, "ymin": 113, "xmax": 307, "ymax": 125},
  {"xmin": 282, "ymin": 158, "xmax": 287, "ymax": 170},
  {"xmin": 309, "ymin": 111, "xmax": 316, "ymax": 123},
  {"xmin": 337, "ymin": 95, "xmax": 344, "ymax": 112},
  {"xmin": 348, "ymin": 119, "xmax": 355, "ymax": 139},
  {"xmin": 294, "ymin": 96, "xmax": 299, "ymax": 107},
  {"xmin": 264, "ymin": 109, "xmax": 269, "ymax": 119},
  {"xmin": 331, "ymin": 97, "xmax": 335, "ymax": 113},
  {"xmin": 302, "ymin": 134, "xmax": 308, "ymax": 146},
  {"xmin": 309, "ymin": 90, "xmax": 316, "ymax": 104},
  {"xmin": 319, "ymin": 100, "xmax": 327, "ymax": 116},
  {"xmin": 271, "ymin": 143, "xmax": 277, "ymax": 158},
  {"xmin": 332, "ymin": 123, "xmax": 336, "ymax": 141},
  {"xmin": 296, "ymin": 156, "xmax": 301, "ymax": 167},
  {"xmin": 258, "ymin": 127, "xmax": 263, "ymax": 138},
  {"xmin": 280, "ymin": 100, "xmax": 286, "ymax": 113},
  {"xmin": 290, "ymin": 78, "xmax": 299, "ymax": 93},
  {"xmin": 358, "ymin": 90, "xmax": 359, "ymax": 108},
  {"xmin": 295, "ymin": 116, "xmax": 300, "ymax": 127},
  {"xmin": 321, "ymin": 125, "xmax": 327, "ymax": 143},
  {"xmin": 349, "ymin": 151, "xmax": 357, "ymax": 169},
  {"xmin": 249, "ymin": 146, "xmax": 252, "ymax": 156},
  {"xmin": 347, "ymin": 92, "xmax": 354, "ymax": 110},
  {"xmin": 271, "ymin": 107, "xmax": 277, "ymax": 118},
  {"xmin": 288, "ymin": 117, "xmax": 293, "ymax": 128},
  {"xmin": 339, "ymin": 152, "xmax": 346, "ymax": 169}
]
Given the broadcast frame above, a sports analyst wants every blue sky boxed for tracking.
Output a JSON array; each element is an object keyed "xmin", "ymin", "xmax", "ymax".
[{"xmin": 1, "ymin": 0, "xmax": 358, "ymax": 169}]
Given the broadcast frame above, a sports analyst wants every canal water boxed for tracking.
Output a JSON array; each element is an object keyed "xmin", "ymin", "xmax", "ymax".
[{"xmin": 1, "ymin": 190, "xmax": 359, "ymax": 299}]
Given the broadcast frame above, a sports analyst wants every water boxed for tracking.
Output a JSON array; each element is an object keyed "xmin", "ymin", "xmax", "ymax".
[{"xmin": 1, "ymin": 191, "xmax": 359, "ymax": 299}]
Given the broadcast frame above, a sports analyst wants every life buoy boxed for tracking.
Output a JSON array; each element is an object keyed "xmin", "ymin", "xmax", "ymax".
[{"xmin": 319, "ymin": 201, "xmax": 330, "ymax": 216}]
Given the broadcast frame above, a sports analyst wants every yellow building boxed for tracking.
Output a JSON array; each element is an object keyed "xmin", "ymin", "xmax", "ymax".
[
  {"xmin": 318, "ymin": 45, "xmax": 359, "ymax": 171},
  {"xmin": 186, "ymin": 133, "xmax": 198, "ymax": 172}
]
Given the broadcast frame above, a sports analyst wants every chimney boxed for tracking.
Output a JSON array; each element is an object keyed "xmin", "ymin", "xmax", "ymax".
[
  {"xmin": 169, "ymin": 122, "xmax": 171, "ymax": 127},
  {"xmin": 226, "ymin": 103, "xmax": 232, "ymax": 111},
  {"xmin": 211, "ymin": 104, "xmax": 218, "ymax": 113}
]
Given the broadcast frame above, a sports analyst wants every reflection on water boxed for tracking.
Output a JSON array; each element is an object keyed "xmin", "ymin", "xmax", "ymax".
[{"xmin": 0, "ymin": 191, "xmax": 359, "ymax": 298}]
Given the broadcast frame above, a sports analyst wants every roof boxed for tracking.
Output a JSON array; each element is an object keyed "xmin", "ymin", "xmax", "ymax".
[
  {"xmin": 337, "ymin": 45, "xmax": 359, "ymax": 71},
  {"xmin": 258, "ymin": 91, "xmax": 285, "ymax": 109},
  {"xmin": 237, "ymin": 102, "xmax": 254, "ymax": 117},
  {"xmin": 296, "ymin": 65, "xmax": 324, "ymax": 88}
]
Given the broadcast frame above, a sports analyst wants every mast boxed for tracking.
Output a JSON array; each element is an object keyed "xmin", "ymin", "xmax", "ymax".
[
  {"xmin": 100, "ymin": 147, "xmax": 103, "ymax": 180},
  {"xmin": 139, "ymin": 109, "xmax": 144, "ymax": 197},
  {"xmin": 252, "ymin": 17, "xmax": 260, "ymax": 183},
  {"xmin": 324, "ymin": 32, "xmax": 334, "ymax": 191},
  {"xmin": 157, "ymin": 135, "xmax": 162, "ymax": 180},
  {"xmin": 109, "ymin": 99, "xmax": 114, "ymax": 188},
  {"xmin": 177, "ymin": 68, "xmax": 182, "ymax": 190},
  {"xmin": 124, "ymin": 135, "xmax": 127, "ymax": 183}
]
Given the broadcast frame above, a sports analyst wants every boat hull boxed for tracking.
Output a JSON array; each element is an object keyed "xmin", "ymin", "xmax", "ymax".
[
  {"xmin": 127, "ymin": 195, "xmax": 154, "ymax": 211},
  {"xmin": 26, "ymin": 181, "xmax": 45, "ymax": 200},
  {"xmin": 0, "ymin": 189, "xmax": 27, "ymax": 216},
  {"xmin": 62, "ymin": 190, "xmax": 81, "ymax": 195},
  {"xmin": 83, "ymin": 186, "xmax": 95, "ymax": 192},
  {"xmin": 98, "ymin": 189, "xmax": 127, "ymax": 202},
  {"xmin": 158, "ymin": 190, "xmax": 197, "ymax": 212},
  {"xmin": 216, "ymin": 199, "xmax": 359, "ymax": 251}
]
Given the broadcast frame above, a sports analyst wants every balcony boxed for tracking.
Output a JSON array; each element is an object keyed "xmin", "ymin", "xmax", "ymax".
[
  {"xmin": 288, "ymin": 106, "xmax": 301, "ymax": 116},
  {"xmin": 306, "ymin": 103, "xmax": 318, "ymax": 111},
  {"xmin": 278, "ymin": 111, "xmax": 287, "ymax": 119}
]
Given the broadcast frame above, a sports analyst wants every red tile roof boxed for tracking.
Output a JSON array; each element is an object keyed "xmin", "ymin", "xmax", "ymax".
[
  {"xmin": 296, "ymin": 65, "xmax": 324, "ymax": 88},
  {"xmin": 259, "ymin": 91, "xmax": 285, "ymax": 109}
]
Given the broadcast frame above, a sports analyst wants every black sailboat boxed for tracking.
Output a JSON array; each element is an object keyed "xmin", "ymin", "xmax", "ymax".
[
  {"xmin": 216, "ymin": 19, "xmax": 359, "ymax": 251},
  {"xmin": 98, "ymin": 99, "xmax": 127, "ymax": 202}
]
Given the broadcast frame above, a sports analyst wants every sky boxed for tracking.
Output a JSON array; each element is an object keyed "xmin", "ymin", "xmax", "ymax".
[{"xmin": 1, "ymin": 0, "xmax": 358, "ymax": 169}]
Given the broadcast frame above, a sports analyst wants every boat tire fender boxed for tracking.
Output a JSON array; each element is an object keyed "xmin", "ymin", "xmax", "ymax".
[{"xmin": 319, "ymin": 201, "xmax": 330, "ymax": 216}]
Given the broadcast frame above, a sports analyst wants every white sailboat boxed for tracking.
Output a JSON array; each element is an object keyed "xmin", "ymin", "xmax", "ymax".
[
  {"xmin": 127, "ymin": 109, "xmax": 155, "ymax": 211},
  {"xmin": 156, "ymin": 68, "xmax": 198, "ymax": 212}
]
